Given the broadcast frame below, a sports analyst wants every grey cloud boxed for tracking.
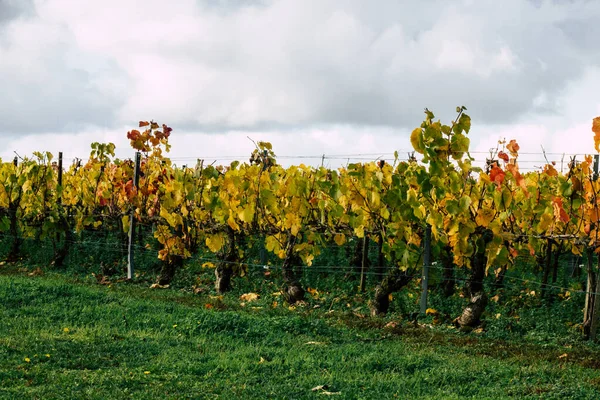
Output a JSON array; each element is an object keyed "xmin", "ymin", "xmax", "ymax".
[
  {"xmin": 2, "ymin": 0, "xmax": 599, "ymax": 136},
  {"xmin": 153, "ymin": 0, "xmax": 600, "ymax": 131},
  {"xmin": 0, "ymin": 8, "xmax": 129, "ymax": 135},
  {"xmin": 0, "ymin": 0, "xmax": 33, "ymax": 24}
]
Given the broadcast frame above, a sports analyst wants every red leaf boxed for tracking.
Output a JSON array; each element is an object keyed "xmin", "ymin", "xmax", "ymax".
[
  {"xmin": 489, "ymin": 163, "xmax": 505, "ymax": 189},
  {"xmin": 498, "ymin": 151, "xmax": 509, "ymax": 163}
]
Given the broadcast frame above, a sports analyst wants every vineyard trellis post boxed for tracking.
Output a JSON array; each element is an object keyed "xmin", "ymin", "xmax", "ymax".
[
  {"xmin": 584, "ymin": 155, "xmax": 600, "ymax": 340},
  {"xmin": 56, "ymin": 152, "xmax": 63, "ymax": 244},
  {"xmin": 127, "ymin": 152, "xmax": 141, "ymax": 280},
  {"xmin": 359, "ymin": 235, "xmax": 368, "ymax": 292},
  {"xmin": 420, "ymin": 224, "xmax": 432, "ymax": 314},
  {"xmin": 57, "ymin": 152, "xmax": 63, "ymax": 192}
]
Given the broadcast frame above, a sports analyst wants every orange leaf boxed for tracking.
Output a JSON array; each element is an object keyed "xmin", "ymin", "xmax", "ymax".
[
  {"xmin": 489, "ymin": 163, "xmax": 505, "ymax": 189},
  {"xmin": 527, "ymin": 242, "xmax": 536, "ymax": 256},
  {"xmin": 506, "ymin": 163, "xmax": 528, "ymax": 195},
  {"xmin": 543, "ymin": 164, "xmax": 558, "ymax": 177},
  {"xmin": 552, "ymin": 197, "xmax": 570, "ymax": 223},
  {"xmin": 592, "ymin": 117, "xmax": 600, "ymax": 153},
  {"xmin": 506, "ymin": 139, "xmax": 520, "ymax": 157},
  {"xmin": 139, "ymin": 121, "xmax": 150, "ymax": 127}
]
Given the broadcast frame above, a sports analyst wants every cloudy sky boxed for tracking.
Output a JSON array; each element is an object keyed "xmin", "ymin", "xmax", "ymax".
[{"xmin": 1, "ymin": 0, "xmax": 599, "ymax": 170}]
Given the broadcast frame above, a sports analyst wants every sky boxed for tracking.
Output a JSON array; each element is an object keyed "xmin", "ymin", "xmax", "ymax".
[{"xmin": 1, "ymin": 0, "xmax": 599, "ymax": 170}]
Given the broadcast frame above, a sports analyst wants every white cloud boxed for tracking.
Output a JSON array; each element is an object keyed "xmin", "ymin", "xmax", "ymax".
[{"xmin": 0, "ymin": 0, "xmax": 599, "ymax": 165}]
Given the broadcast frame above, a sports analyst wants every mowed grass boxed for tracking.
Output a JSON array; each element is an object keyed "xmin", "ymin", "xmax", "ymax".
[{"xmin": 1, "ymin": 274, "xmax": 600, "ymax": 399}]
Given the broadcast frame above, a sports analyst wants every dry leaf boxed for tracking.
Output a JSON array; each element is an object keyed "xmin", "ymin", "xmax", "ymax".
[
  {"xmin": 28, "ymin": 268, "xmax": 44, "ymax": 277},
  {"xmin": 240, "ymin": 293, "xmax": 260, "ymax": 302},
  {"xmin": 149, "ymin": 283, "xmax": 169, "ymax": 289}
]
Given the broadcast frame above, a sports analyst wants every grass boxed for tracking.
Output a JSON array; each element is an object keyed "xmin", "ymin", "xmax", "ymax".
[{"xmin": 2, "ymin": 269, "xmax": 600, "ymax": 399}]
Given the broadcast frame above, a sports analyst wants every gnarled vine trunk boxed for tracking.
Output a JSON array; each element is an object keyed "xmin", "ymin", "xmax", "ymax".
[
  {"xmin": 157, "ymin": 254, "xmax": 183, "ymax": 286},
  {"xmin": 282, "ymin": 235, "xmax": 305, "ymax": 304},
  {"xmin": 458, "ymin": 231, "xmax": 492, "ymax": 329},
  {"xmin": 215, "ymin": 228, "xmax": 238, "ymax": 293},
  {"xmin": 371, "ymin": 269, "xmax": 414, "ymax": 316}
]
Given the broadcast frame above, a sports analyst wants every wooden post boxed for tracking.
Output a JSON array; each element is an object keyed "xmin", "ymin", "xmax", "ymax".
[
  {"xmin": 56, "ymin": 152, "xmax": 63, "ymax": 244},
  {"xmin": 586, "ymin": 157, "xmax": 600, "ymax": 338},
  {"xmin": 359, "ymin": 235, "xmax": 368, "ymax": 292},
  {"xmin": 590, "ymin": 253, "xmax": 600, "ymax": 341},
  {"xmin": 127, "ymin": 152, "xmax": 141, "ymax": 280},
  {"xmin": 420, "ymin": 224, "xmax": 432, "ymax": 314},
  {"xmin": 57, "ymin": 152, "xmax": 63, "ymax": 189}
]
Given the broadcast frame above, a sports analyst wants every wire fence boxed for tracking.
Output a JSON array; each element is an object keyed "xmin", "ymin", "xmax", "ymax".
[{"xmin": 2, "ymin": 231, "xmax": 598, "ymax": 297}]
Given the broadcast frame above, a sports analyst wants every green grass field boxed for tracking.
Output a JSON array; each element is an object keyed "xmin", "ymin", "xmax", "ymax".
[{"xmin": 1, "ymin": 271, "xmax": 600, "ymax": 399}]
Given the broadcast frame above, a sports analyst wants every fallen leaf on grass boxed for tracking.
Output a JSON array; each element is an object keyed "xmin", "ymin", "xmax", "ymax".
[
  {"xmin": 311, "ymin": 385, "xmax": 341, "ymax": 396},
  {"xmin": 240, "ymin": 292, "xmax": 260, "ymax": 302},
  {"xmin": 149, "ymin": 283, "xmax": 169, "ymax": 289},
  {"xmin": 304, "ymin": 341, "xmax": 327, "ymax": 346},
  {"xmin": 559, "ymin": 353, "xmax": 568, "ymax": 359},
  {"xmin": 28, "ymin": 268, "xmax": 44, "ymax": 277}
]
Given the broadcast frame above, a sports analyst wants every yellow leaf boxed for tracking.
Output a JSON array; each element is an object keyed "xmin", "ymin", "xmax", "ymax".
[
  {"xmin": 475, "ymin": 208, "xmax": 495, "ymax": 227},
  {"xmin": 63, "ymin": 327, "xmax": 70, "ymax": 333},
  {"xmin": 354, "ymin": 225, "xmax": 364, "ymax": 238},
  {"xmin": 388, "ymin": 294, "xmax": 393, "ymax": 301},
  {"xmin": 238, "ymin": 206, "xmax": 254, "ymax": 223},
  {"xmin": 240, "ymin": 292, "xmax": 260, "ymax": 302},
  {"xmin": 479, "ymin": 172, "xmax": 491, "ymax": 184},
  {"xmin": 334, "ymin": 233, "xmax": 346, "ymax": 246},
  {"xmin": 205, "ymin": 234, "xmax": 225, "ymax": 253},
  {"xmin": 121, "ymin": 215, "xmax": 130, "ymax": 233},
  {"xmin": 227, "ymin": 214, "xmax": 240, "ymax": 231},
  {"xmin": 410, "ymin": 127, "xmax": 425, "ymax": 153},
  {"xmin": 425, "ymin": 308, "xmax": 438, "ymax": 315},
  {"xmin": 558, "ymin": 353, "xmax": 568, "ymax": 359},
  {"xmin": 24, "ymin": 357, "xmax": 31, "ymax": 363},
  {"xmin": 380, "ymin": 207, "xmax": 390, "ymax": 220},
  {"xmin": 144, "ymin": 371, "xmax": 151, "ymax": 375}
]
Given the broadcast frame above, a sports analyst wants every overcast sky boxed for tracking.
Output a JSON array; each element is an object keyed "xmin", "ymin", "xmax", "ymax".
[{"xmin": 1, "ymin": 0, "xmax": 599, "ymax": 169}]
